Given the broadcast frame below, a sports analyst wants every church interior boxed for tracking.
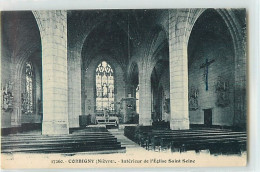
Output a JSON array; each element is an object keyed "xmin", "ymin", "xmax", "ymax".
[{"xmin": 1, "ymin": 9, "xmax": 247, "ymax": 155}]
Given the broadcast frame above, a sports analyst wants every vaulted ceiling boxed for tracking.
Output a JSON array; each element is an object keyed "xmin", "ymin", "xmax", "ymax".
[
  {"xmin": 68, "ymin": 10, "xmax": 167, "ymax": 70},
  {"xmin": 2, "ymin": 11, "xmax": 41, "ymax": 62}
]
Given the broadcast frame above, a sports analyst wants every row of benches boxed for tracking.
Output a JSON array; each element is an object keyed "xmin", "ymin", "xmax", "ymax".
[
  {"xmin": 124, "ymin": 126, "xmax": 246, "ymax": 154},
  {"xmin": 1, "ymin": 127, "xmax": 126, "ymax": 154}
]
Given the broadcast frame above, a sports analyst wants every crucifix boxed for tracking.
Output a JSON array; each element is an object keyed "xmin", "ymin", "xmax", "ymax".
[{"xmin": 200, "ymin": 58, "xmax": 215, "ymax": 91}]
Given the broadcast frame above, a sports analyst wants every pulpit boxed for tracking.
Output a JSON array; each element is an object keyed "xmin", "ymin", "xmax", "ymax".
[{"xmin": 120, "ymin": 97, "xmax": 137, "ymax": 124}]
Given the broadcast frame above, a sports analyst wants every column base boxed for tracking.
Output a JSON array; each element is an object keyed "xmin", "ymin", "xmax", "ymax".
[
  {"xmin": 69, "ymin": 116, "xmax": 80, "ymax": 128},
  {"xmin": 42, "ymin": 121, "xmax": 69, "ymax": 135},
  {"xmin": 170, "ymin": 118, "xmax": 190, "ymax": 130}
]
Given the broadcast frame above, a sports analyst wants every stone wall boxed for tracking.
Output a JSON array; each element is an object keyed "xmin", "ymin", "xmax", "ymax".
[
  {"xmin": 188, "ymin": 40, "xmax": 235, "ymax": 126},
  {"xmin": 187, "ymin": 9, "xmax": 246, "ymax": 127}
]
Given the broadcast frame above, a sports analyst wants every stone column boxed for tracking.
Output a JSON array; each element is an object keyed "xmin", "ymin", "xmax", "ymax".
[
  {"xmin": 33, "ymin": 10, "xmax": 69, "ymax": 135},
  {"xmin": 11, "ymin": 66, "xmax": 22, "ymax": 127},
  {"xmin": 233, "ymin": 31, "xmax": 246, "ymax": 127},
  {"xmin": 138, "ymin": 65, "xmax": 152, "ymax": 126},
  {"xmin": 168, "ymin": 10, "xmax": 190, "ymax": 130},
  {"xmin": 68, "ymin": 47, "xmax": 81, "ymax": 128}
]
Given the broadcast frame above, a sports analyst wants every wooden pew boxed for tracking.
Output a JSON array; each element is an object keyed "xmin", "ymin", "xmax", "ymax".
[
  {"xmin": 150, "ymin": 131, "xmax": 246, "ymax": 150},
  {"xmin": 132, "ymin": 128, "xmax": 246, "ymax": 152},
  {"xmin": 170, "ymin": 136, "xmax": 246, "ymax": 154},
  {"xmin": 149, "ymin": 131, "xmax": 246, "ymax": 152},
  {"xmin": 124, "ymin": 126, "xmax": 246, "ymax": 155},
  {"xmin": 136, "ymin": 129, "xmax": 236, "ymax": 147},
  {"xmin": 1, "ymin": 128, "xmax": 126, "ymax": 154}
]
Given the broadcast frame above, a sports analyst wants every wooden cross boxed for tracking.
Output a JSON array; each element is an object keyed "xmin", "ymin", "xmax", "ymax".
[{"xmin": 200, "ymin": 58, "xmax": 215, "ymax": 91}]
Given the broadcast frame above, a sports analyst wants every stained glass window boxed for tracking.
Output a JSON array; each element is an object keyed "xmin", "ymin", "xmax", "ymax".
[
  {"xmin": 96, "ymin": 61, "xmax": 114, "ymax": 112},
  {"xmin": 136, "ymin": 85, "xmax": 139, "ymax": 114},
  {"xmin": 25, "ymin": 61, "xmax": 33, "ymax": 114}
]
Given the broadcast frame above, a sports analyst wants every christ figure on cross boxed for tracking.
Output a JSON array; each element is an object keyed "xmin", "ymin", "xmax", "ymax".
[{"xmin": 200, "ymin": 58, "xmax": 215, "ymax": 91}]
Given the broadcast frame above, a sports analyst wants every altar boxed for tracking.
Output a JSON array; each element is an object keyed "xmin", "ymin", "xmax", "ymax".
[{"xmin": 95, "ymin": 115, "xmax": 119, "ymax": 126}]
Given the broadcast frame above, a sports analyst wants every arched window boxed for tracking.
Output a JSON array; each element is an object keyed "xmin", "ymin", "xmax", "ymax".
[
  {"xmin": 136, "ymin": 85, "xmax": 139, "ymax": 114},
  {"xmin": 96, "ymin": 61, "xmax": 114, "ymax": 112},
  {"xmin": 22, "ymin": 61, "xmax": 34, "ymax": 114}
]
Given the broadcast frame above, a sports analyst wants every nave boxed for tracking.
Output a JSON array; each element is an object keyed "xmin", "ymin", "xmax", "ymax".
[{"xmin": 1, "ymin": 9, "xmax": 247, "ymax": 157}]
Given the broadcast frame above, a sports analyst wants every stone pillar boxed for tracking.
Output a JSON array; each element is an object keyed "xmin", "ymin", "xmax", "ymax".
[
  {"xmin": 168, "ymin": 10, "xmax": 190, "ymax": 130},
  {"xmin": 68, "ymin": 47, "xmax": 81, "ymax": 128},
  {"xmin": 233, "ymin": 31, "xmax": 246, "ymax": 127},
  {"xmin": 138, "ymin": 65, "xmax": 152, "ymax": 126},
  {"xmin": 11, "ymin": 64, "xmax": 22, "ymax": 127},
  {"xmin": 33, "ymin": 10, "xmax": 69, "ymax": 135}
]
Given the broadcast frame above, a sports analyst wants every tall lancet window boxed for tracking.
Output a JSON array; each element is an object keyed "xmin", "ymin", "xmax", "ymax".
[
  {"xmin": 136, "ymin": 85, "xmax": 139, "ymax": 114},
  {"xmin": 24, "ymin": 61, "xmax": 33, "ymax": 114},
  {"xmin": 96, "ymin": 61, "xmax": 114, "ymax": 112}
]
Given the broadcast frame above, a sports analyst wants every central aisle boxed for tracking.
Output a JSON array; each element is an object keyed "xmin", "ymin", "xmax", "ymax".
[{"xmin": 108, "ymin": 128, "xmax": 146, "ymax": 153}]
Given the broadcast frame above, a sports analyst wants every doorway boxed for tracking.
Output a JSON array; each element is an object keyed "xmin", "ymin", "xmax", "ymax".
[{"xmin": 204, "ymin": 109, "xmax": 212, "ymax": 126}]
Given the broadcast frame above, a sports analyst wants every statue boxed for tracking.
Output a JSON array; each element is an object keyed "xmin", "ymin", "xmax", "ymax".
[
  {"xmin": 2, "ymin": 81, "xmax": 14, "ymax": 112},
  {"xmin": 215, "ymin": 76, "xmax": 230, "ymax": 107},
  {"xmin": 189, "ymin": 86, "xmax": 199, "ymax": 111}
]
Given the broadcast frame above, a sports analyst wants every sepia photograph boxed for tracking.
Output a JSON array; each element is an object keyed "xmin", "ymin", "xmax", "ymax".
[{"xmin": 1, "ymin": 8, "xmax": 248, "ymax": 169}]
